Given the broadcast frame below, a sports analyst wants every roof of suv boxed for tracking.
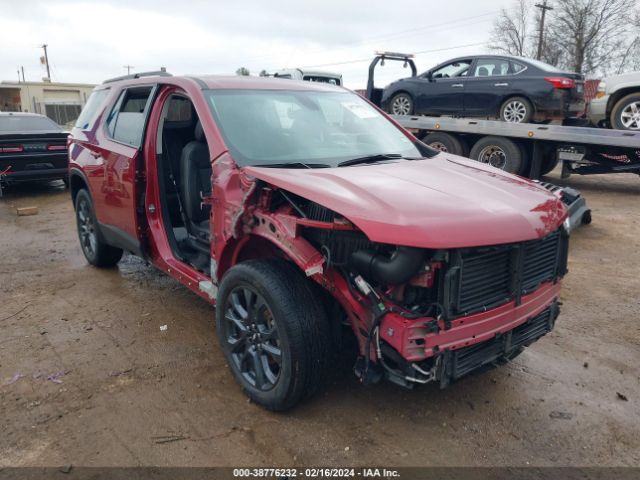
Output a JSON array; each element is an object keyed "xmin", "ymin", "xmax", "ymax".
[
  {"xmin": 102, "ymin": 74, "xmax": 345, "ymax": 93},
  {"xmin": 198, "ymin": 75, "xmax": 344, "ymax": 91}
]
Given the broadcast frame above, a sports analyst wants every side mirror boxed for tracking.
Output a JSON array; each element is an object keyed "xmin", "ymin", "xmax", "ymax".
[{"xmin": 425, "ymin": 72, "xmax": 433, "ymax": 81}]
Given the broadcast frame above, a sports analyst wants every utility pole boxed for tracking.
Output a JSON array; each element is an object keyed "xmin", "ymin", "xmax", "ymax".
[
  {"xmin": 535, "ymin": 1, "xmax": 554, "ymax": 60},
  {"xmin": 123, "ymin": 65, "xmax": 134, "ymax": 75},
  {"xmin": 18, "ymin": 68, "xmax": 21, "ymax": 83},
  {"xmin": 21, "ymin": 66, "xmax": 25, "ymax": 83},
  {"xmin": 41, "ymin": 44, "xmax": 51, "ymax": 80}
]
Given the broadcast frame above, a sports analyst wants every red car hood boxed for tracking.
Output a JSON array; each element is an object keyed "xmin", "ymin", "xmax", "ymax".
[{"xmin": 245, "ymin": 155, "xmax": 567, "ymax": 249}]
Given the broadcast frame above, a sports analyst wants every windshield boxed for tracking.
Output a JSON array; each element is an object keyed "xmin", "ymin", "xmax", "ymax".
[
  {"xmin": 205, "ymin": 89, "xmax": 423, "ymax": 168},
  {"xmin": 0, "ymin": 115, "xmax": 62, "ymax": 132}
]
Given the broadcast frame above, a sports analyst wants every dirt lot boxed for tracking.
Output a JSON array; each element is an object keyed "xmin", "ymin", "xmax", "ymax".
[{"xmin": 0, "ymin": 171, "xmax": 639, "ymax": 468}]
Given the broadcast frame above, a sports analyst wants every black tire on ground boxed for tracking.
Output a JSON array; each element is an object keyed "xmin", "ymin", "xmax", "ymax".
[
  {"xmin": 387, "ymin": 93, "xmax": 414, "ymax": 116},
  {"xmin": 421, "ymin": 132, "xmax": 468, "ymax": 156},
  {"xmin": 610, "ymin": 93, "xmax": 640, "ymax": 131},
  {"xmin": 500, "ymin": 96, "xmax": 533, "ymax": 123},
  {"xmin": 539, "ymin": 156, "xmax": 560, "ymax": 176},
  {"xmin": 469, "ymin": 136, "xmax": 524, "ymax": 174},
  {"xmin": 216, "ymin": 258, "xmax": 331, "ymax": 411},
  {"xmin": 516, "ymin": 142, "xmax": 531, "ymax": 176},
  {"xmin": 74, "ymin": 189, "xmax": 123, "ymax": 267}
]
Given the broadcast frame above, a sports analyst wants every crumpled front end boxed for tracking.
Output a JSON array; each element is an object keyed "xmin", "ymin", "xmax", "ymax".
[{"xmin": 222, "ymin": 170, "xmax": 570, "ymax": 388}]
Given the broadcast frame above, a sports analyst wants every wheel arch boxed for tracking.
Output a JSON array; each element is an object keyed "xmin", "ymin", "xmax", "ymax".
[
  {"xmin": 500, "ymin": 94, "xmax": 536, "ymax": 117},
  {"xmin": 69, "ymin": 168, "xmax": 91, "ymax": 208},
  {"xmin": 607, "ymin": 87, "xmax": 640, "ymax": 116},
  {"xmin": 216, "ymin": 230, "xmax": 322, "ymax": 285},
  {"xmin": 390, "ymin": 89, "xmax": 415, "ymax": 103}
]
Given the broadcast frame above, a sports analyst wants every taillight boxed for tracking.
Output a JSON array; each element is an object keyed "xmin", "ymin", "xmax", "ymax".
[
  {"xmin": 0, "ymin": 145, "xmax": 24, "ymax": 153},
  {"xmin": 544, "ymin": 77, "xmax": 576, "ymax": 89},
  {"xmin": 47, "ymin": 144, "xmax": 67, "ymax": 151}
]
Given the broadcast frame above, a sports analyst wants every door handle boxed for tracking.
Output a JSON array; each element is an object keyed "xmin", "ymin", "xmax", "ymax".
[
  {"xmin": 451, "ymin": 84, "xmax": 464, "ymax": 88},
  {"xmin": 494, "ymin": 83, "xmax": 509, "ymax": 87}
]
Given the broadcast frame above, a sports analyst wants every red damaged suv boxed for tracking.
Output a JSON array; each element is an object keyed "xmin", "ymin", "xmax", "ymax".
[{"xmin": 68, "ymin": 71, "xmax": 569, "ymax": 410}]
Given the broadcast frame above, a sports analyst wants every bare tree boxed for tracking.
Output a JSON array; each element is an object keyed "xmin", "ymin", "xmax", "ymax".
[
  {"xmin": 546, "ymin": 0, "xmax": 636, "ymax": 74},
  {"xmin": 489, "ymin": 0, "xmax": 533, "ymax": 56}
]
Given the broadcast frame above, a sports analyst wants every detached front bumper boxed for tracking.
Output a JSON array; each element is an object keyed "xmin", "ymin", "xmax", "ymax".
[{"xmin": 380, "ymin": 281, "xmax": 561, "ymax": 363}]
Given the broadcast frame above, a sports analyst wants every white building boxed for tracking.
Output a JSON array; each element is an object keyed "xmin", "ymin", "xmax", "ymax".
[{"xmin": 0, "ymin": 80, "xmax": 96, "ymax": 126}]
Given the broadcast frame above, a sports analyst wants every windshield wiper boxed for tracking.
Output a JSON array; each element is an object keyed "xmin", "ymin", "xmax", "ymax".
[
  {"xmin": 337, "ymin": 154, "xmax": 420, "ymax": 167},
  {"xmin": 256, "ymin": 162, "xmax": 330, "ymax": 169}
]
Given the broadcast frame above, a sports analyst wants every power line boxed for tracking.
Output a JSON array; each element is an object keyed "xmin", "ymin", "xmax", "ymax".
[
  {"xmin": 299, "ymin": 41, "xmax": 487, "ymax": 69},
  {"xmin": 244, "ymin": 10, "xmax": 499, "ymax": 66}
]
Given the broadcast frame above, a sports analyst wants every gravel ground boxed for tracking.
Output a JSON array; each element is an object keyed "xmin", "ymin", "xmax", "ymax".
[{"xmin": 0, "ymin": 170, "xmax": 638, "ymax": 468}]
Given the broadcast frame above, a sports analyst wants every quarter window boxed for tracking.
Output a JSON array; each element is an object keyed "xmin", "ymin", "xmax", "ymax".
[{"xmin": 511, "ymin": 62, "xmax": 527, "ymax": 74}]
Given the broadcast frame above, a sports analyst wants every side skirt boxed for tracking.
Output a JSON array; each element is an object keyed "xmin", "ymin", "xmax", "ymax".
[{"xmin": 98, "ymin": 223, "xmax": 143, "ymax": 257}]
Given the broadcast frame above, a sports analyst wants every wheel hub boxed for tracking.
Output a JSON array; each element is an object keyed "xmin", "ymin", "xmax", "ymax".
[
  {"xmin": 503, "ymin": 101, "xmax": 527, "ymax": 123},
  {"xmin": 478, "ymin": 145, "xmax": 507, "ymax": 169},
  {"xmin": 224, "ymin": 287, "xmax": 282, "ymax": 390},
  {"xmin": 620, "ymin": 102, "xmax": 640, "ymax": 130}
]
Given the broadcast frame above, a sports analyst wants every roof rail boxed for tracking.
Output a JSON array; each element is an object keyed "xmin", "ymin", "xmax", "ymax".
[{"xmin": 102, "ymin": 70, "xmax": 172, "ymax": 84}]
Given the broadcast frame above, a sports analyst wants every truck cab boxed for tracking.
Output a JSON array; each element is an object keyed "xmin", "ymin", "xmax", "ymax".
[{"xmin": 271, "ymin": 68, "xmax": 342, "ymax": 86}]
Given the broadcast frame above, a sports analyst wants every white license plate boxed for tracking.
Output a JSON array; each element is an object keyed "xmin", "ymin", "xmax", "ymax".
[{"xmin": 559, "ymin": 151, "xmax": 584, "ymax": 161}]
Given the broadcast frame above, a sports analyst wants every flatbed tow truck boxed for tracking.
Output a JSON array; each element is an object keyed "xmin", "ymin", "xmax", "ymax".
[{"xmin": 363, "ymin": 52, "xmax": 640, "ymax": 231}]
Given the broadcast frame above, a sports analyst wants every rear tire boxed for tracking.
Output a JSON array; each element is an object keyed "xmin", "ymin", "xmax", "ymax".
[
  {"xmin": 539, "ymin": 156, "xmax": 560, "ymax": 176},
  {"xmin": 421, "ymin": 132, "xmax": 468, "ymax": 156},
  {"xmin": 500, "ymin": 97, "xmax": 533, "ymax": 123},
  {"xmin": 610, "ymin": 93, "xmax": 640, "ymax": 130},
  {"xmin": 388, "ymin": 93, "xmax": 414, "ymax": 116},
  {"xmin": 216, "ymin": 259, "xmax": 331, "ymax": 411},
  {"xmin": 75, "ymin": 189, "xmax": 123, "ymax": 267},
  {"xmin": 469, "ymin": 136, "xmax": 524, "ymax": 174}
]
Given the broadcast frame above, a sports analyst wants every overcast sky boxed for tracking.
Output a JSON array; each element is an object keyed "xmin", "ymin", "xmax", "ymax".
[{"xmin": 0, "ymin": 0, "xmax": 501, "ymax": 89}]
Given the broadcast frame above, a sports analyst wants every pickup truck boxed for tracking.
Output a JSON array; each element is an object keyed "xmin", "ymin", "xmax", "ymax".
[
  {"xmin": 588, "ymin": 71, "xmax": 640, "ymax": 130},
  {"xmin": 68, "ymin": 71, "xmax": 569, "ymax": 410}
]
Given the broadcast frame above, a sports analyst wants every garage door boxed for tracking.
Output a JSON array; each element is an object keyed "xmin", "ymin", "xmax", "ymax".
[{"xmin": 43, "ymin": 89, "xmax": 82, "ymax": 126}]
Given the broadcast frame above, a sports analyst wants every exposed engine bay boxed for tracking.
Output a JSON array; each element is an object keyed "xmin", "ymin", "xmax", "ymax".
[{"xmin": 250, "ymin": 185, "xmax": 568, "ymax": 388}]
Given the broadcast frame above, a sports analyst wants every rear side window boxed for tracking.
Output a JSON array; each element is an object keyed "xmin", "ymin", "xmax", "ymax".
[
  {"xmin": 511, "ymin": 62, "xmax": 527, "ymax": 74},
  {"xmin": 303, "ymin": 75, "xmax": 341, "ymax": 86},
  {"xmin": 75, "ymin": 89, "xmax": 110, "ymax": 129},
  {"xmin": 474, "ymin": 58, "xmax": 511, "ymax": 77},
  {"xmin": 166, "ymin": 96, "xmax": 193, "ymax": 122},
  {"xmin": 105, "ymin": 87, "xmax": 154, "ymax": 147}
]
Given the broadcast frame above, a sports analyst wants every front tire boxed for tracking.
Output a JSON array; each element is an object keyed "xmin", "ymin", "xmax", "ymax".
[
  {"xmin": 216, "ymin": 259, "xmax": 331, "ymax": 411},
  {"xmin": 610, "ymin": 93, "xmax": 640, "ymax": 130},
  {"xmin": 388, "ymin": 93, "xmax": 414, "ymax": 116},
  {"xmin": 75, "ymin": 189, "xmax": 123, "ymax": 267},
  {"xmin": 500, "ymin": 97, "xmax": 533, "ymax": 123}
]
